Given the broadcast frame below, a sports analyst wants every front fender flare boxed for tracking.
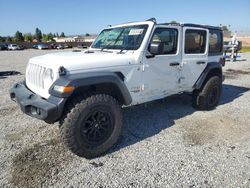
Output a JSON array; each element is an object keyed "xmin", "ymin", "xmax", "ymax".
[{"xmin": 49, "ymin": 72, "xmax": 132, "ymax": 105}]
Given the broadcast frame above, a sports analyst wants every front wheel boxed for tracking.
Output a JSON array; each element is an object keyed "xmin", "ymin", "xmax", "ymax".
[
  {"xmin": 192, "ymin": 76, "xmax": 222, "ymax": 110},
  {"xmin": 60, "ymin": 94, "xmax": 122, "ymax": 158}
]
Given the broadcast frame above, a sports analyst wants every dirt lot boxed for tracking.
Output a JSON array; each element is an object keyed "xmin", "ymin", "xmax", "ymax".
[{"xmin": 0, "ymin": 50, "xmax": 250, "ymax": 187}]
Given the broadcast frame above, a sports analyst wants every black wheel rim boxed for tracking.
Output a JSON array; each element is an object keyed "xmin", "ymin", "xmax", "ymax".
[
  {"xmin": 80, "ymin": 107, "xmax": 114, "ymax": 147},
  {"xmin": 207, "ymin": 86, "xmax": 219, "ymax": 106}
]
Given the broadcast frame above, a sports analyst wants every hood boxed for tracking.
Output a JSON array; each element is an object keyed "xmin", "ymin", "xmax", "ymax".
[{"xmin": 29, "ymin": 50, "xmax": 135, "ymax": 73}]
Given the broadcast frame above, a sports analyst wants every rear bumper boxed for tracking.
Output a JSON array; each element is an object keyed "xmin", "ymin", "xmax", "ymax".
[{"xmin": 9, "ymin": 82, "xmax": 66, "ymax": 123}]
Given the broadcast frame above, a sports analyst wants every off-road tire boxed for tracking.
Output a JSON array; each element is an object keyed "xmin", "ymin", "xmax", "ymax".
[
  {"xmin": 59, "ymin": 94, "xmax": 122, "ymax": 159},
  {"xmin": 192, "ymin": 76, "xmax": 222, "ymax": 110}
]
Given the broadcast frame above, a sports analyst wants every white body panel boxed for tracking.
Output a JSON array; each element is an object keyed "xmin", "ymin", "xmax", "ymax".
[
  {"xmin": 139, "ymin": 25, "xmax": 182, "ymax": 103},
  {"xmin": 25, "ymin": 21, "xmax": 222, "ymax": 106}
]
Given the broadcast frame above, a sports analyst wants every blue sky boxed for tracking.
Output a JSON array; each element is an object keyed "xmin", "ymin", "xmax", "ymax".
[{"xmin": 0, "ymin": 0, "xmax": 250, "ymax": 36}]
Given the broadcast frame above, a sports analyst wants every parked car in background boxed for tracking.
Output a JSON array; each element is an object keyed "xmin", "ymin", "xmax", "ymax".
[
  {"xmin": 0, "ymin": 43, "xmax": 8, "ymax": 50},
  {"xmin": 18, "ymin": 44, "xmax": 26, "ymax": 50},
  {"xmin": 8, "ymin": 44, "xmax": 21, "ymax": 50},
  {"xmin": 57, "ymin": 44, "xmax": 64, "ymax": 49},
  {"xmin": 64, "ymin": 44, "xmax": 73, "ymax": 48},
  {"xmin": 37, "ymin": 44, "xmax": 49, "ymax": 50},
  {"xmin": 48, "ymin": 43, "xmax": 57, "ymax": 49},
  {"xmin": 77, "ymin": 44, "xmax": 88, "ymax": 49},
  {"xmin": 32, "ymin": 44, "xmax": 38, "ymax": 49}
]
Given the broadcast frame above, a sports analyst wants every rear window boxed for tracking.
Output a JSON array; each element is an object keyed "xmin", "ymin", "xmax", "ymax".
[
  {"xmin": 185, "ymin": 29, "xmax": 207, "ymax": 54},
  {"xmin": 209, "ymin": 30, "xmax": 223, "ymax": 55}
]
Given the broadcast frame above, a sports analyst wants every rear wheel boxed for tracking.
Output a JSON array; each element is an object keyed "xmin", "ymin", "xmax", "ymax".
[
  {"xmin": 192, "ymin": 76, "xmax": 222, "ymax": 110},
  {"xmin": 59, "ymin": 94, "xmax": 122, "ymax": 158}
]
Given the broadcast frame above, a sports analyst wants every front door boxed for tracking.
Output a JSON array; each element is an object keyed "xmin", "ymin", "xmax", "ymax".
[{"xmin": 140, "ymin": 26, "xmax": 182, "ymax": 102}]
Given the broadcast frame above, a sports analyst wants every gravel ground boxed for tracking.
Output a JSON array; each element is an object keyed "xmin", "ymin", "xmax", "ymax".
[{"xmin": 0, "ymin": 50, "xmax": 250, "ymax": 188}]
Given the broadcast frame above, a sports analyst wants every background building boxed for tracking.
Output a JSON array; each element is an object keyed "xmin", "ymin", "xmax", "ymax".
[{"xmin": 53, "ymin": 35, "xmax": 97, "ymax": 43}]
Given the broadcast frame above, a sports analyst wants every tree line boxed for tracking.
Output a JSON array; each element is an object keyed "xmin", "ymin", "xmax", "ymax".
[{"xmin": 0, "ymin": 28, "xmax": 66, "ymax": 43}]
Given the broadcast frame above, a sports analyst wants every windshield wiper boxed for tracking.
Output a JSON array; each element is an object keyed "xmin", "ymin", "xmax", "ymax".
[
  {"xmin": 101, "ymin": 41, "xmax": 113, "ymax": 52},
  {"xmin": 101, "ymin": 28, "xmax": 125, "ymax": 52},
  {"xmin": 118, "ymin": 45, "xmax": 138, "ymax": 54},
  {"xmin": 118, "ymin": 46, "xmax": 130, "ymax": 54}
]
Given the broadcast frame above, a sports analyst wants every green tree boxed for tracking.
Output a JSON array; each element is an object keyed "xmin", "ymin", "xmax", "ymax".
[
  {"xmin": 170, "ymin": 20, "xmax": 178, "ymax": 24},
  {"xmin": 5, "ymin": 36, "xmax": 12, "ymax": 42},
  {"xmin": 47, "ymin": 33, "xmax": 55, "ymax": 41},
  {"xmin": 24, "ymin": 33, "xmax": 33, "ymax": 42},
  {"xmin": 35, "ymin": 27, "xmax": 42, "ymax": 42},
  {"xmin": 85, "ymin": 33, "xmax": 90, "ymax": 36},
  {"xmin": 60, "ymin": 32, "xmax": 65, "ymax": 37},
  {"xmin": 42, "ymin": 33, "xmax": 55, "ymax": 42},
  {"xmin": 219, "ymin": 24, "xmax": 231, "ymax": 32},
  {"xmin": 0, "ymin": 36, "xmax": 4, "ymax": 42},
  {"xmin": 222, "ymin": 26, "xmax": 229, "ymax": 32},
  {"xmin": 42, "ymin": 34, "xmax": 48, "ymax": 42},
  {"xmin": 56, "ymin": 32, "xmax": 59, "ymax": 37},
  {"xmin": 14, "ymin": 31, "xmax": 24, "ymax": 42}
]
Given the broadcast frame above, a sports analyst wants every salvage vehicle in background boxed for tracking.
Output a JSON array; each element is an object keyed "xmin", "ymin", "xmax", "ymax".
[
  {"xmin": 57, "ymin": 44, "xmax": 64, "ymax": 49},
  {"xmin": 8, "ymin": 44, "xmax": 21, "ymax": 50},
  {"xmin": 37, "ymin": 44, "xmax": 49, "ymax": 50},
  {"xmin": 0, "ymin": 43, "xmax": 8, "ymax": 50},
  {"xmin": 48, "ymin": 43, "xmax": 57, "ymax": 49},
  {"xmin": 32, "ymin": 44, "xmax": 38, "ymax": 49},
  {"xmin": 223, "ymin": 41, "xmax": 242, "ymax": 53},
  {"xmin": 10, "ymin": 18, "xmax": 224, "ymax": 158},
  {"xmin": 64, "ymin": 43, "xmax": 73, "ymax": 48}
]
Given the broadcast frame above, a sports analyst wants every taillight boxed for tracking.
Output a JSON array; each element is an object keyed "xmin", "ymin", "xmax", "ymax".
[{"xmin": 220, "ymin": 57, "xmax": 225, "ymax": 67}]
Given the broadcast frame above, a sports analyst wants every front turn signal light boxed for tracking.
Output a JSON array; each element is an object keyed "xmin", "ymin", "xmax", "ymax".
[{"xmin": 53, "ymin": 85, "xmax": 75, "ymax": 93}]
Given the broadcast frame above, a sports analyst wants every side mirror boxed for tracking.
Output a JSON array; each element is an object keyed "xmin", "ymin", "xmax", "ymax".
[{"xmin": 148, "ymin": 42, "xmax": 163, "ymax": 55}]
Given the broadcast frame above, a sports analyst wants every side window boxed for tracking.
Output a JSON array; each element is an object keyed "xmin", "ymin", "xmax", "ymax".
[
  {"xmin": 150, "ymin": 28, "xmax": 178, "ymax": 55},
  {"xmin": 209, "ymin": 30, "xmax": 223, "ymax": 55},
  {"xmin": 185, "ymin": 29, "xmax": 207, "ymax": 54}
]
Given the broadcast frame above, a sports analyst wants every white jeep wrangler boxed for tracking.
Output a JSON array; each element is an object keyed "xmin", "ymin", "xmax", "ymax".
[{"xmin": 10, "ymin": 18, "xmax": 224, "ymax": 158}]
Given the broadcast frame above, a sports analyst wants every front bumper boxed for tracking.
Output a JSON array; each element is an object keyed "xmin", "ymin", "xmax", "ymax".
[{"xmin": 9, "ymin": 82, "xmax": 66, "ymax": 123}]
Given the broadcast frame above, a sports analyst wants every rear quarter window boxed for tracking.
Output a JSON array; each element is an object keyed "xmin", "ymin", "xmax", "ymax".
[{"xmin": 209, "ymin": 30, "xmax": 223, "ymax": 55}]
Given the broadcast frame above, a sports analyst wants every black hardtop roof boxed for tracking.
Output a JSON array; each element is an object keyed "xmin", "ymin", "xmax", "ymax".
[
  {"xmin": 144, "ymin": 18, "xmax": 221, "ymax": 30},
  {"xmin": 157, "ymin": 22, "xmax": 222, "ymax": 31}
]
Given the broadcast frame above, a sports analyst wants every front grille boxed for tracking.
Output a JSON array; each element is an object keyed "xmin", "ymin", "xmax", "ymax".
[{"xmin": 26, "ymin": 63, "xmax": 47, "ymax": 89}]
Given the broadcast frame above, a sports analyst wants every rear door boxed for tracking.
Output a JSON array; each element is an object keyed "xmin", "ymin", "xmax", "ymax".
[{"xmin": 180, "ymin": 27, "xmax": 209, "ymax": 91}]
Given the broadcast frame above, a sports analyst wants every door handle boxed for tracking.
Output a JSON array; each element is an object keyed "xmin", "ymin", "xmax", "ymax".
[
  {"xmin": 196, "ymin": 61, "xmax": 206, "ymax": 65},
  {"xmin": 170, "ymin": 62, "xmax": 180, "ymax": 66}
]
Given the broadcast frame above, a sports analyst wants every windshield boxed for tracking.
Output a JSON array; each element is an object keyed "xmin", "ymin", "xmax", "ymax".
[{"xmin": 91, "ymin": 24, "xmax": 148, "ymax": 50}]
